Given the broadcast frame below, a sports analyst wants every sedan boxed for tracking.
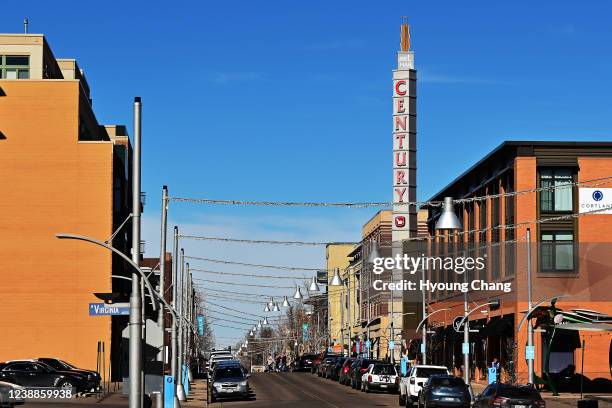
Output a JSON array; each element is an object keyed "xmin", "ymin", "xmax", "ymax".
[
  {"xmin": 210, "ymin": 366, "xmax": 250, "ymax": 403},
  {"xmin": 474, "ymin": 383, "xmax": 545, "ymax": 408},
  {"xmin": 36, "ymin": 358, "xmax": 101, "ymax": 392},
  {"xmin": 0, "ymin": 361, "xmax": 86, "ymax": 393},
  {"xmin": 293, "ymin": 354, "xmax": 317, "ymax": 372},
  {"xmin": 360, "ymin": 363, "xmax": 399, "ymax": 393},
  {"xmin": 338, "ymin": 358, "xmax": 354, "ymax": 385},
  {"xmin": 418, "ymin": 375, "xmax": 472, "ymax": 408}
]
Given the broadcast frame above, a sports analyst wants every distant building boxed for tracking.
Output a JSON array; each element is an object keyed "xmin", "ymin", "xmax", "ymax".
[{"xmin": 0, "ymin": 33, "xmax": 133, "ymax": 376}]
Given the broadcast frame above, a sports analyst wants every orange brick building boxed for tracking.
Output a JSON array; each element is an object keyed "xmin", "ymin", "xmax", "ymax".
[
  {"xmin": 0, "ymin": 34, "xmax": 132, "ymax": 375},
  {"xmin": 424, "ymin": 141, "xmax": 612, "ymax": 387}
]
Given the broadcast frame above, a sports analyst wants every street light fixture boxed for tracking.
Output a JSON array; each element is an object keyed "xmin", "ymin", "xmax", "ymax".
[
  {"xmin": 267, "ymin": 297, "xmax": 275, "ymax": 308},
  {"xmin": 309, "ymin": 276, "xmax": 320, "ymax": 292},
  {"xmin": 329, "ymin": 268, "xmax": 342, "ymax": 286},
  {"xmin": 264, "ymin": 304, "xmax": 270, "ymax": 313},
  {"xmin": 282, "ymin": 296, "xmax": 290, "ymax": 307},
  {"xmin": 293, "ymin": 286, "xmax": 303, "ymax": 300},
  {"xmin": 435, "ymin": 197, "xmax": 462, "ymax": 230},
  {"xmin": 273, "ymin": 303, "xmax": 280, "ymax": 312},
  {"xmin": 263, "ymin": 317, "xmax": 269, "ymax": 325}
]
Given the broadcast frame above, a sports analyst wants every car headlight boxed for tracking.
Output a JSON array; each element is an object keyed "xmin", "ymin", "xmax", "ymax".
[
  {"xmin": 87, "ymin": 374, "xmax": 93, "ymax": 380},
  {"xmin": 240, "ymin": 381, "xmax": 247, "ymax": 387},
  {"xmin": 213, "ymin": 382, "xmax": 221, "ymax": 390}
]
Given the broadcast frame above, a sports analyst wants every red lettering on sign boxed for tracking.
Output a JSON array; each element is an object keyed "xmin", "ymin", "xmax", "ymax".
[
  {"xmin": 395, "ymin": 170, "xmax": 407, "ymax": 185},
  {"xmin": 395, "ymin": 80, "xmax": 406, "ymax": 96},
  {"xmin": 395, "ymin": 134, "xmax": 406, "ymax": 149},
  {"xmin": 394, "ymin": 216, "xmax": 406, "ymax": 228},
  {"xmin": 395, "ymin": 187, "xmax": 406, "ymax": 202},
  {"xmin": 395, "ymin": 152, "xmax": 406, "ymax": 166},
  {"xmin": 395, "ymin": 115, "xmax": 407, "ymax": 131},
  {"xmin": 396, "ymin": 98, "xmax": 405, "ymax": 113}
]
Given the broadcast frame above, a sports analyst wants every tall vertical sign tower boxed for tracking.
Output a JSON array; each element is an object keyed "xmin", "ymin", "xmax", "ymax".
[
  {"xmin": 390, "ymin": 21, "xmax": 417, "ymax": 360},
  {"xmin": 392, "ymin": 21, "xmax": 417, "ymax": 240}
]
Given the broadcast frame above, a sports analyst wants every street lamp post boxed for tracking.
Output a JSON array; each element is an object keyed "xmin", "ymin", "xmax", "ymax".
[
  {"xmin": 435, "ymin": 197, "xmax": 463, "ymax": 380},
  {"xmin": 171, "ymin": 227, "xmax": 180, "ymax": 407},
  {"xmin": 177, "ymin": 249, "xmax": 186, "ymax": 401},
  {"xmin": 526, "ymin": 228, "xmax": 534, "ymax": 384},
  {"xmin": 130, "ymin": 96, "xmax": 143, "ymax": 408},
  {"xmin": 156, "ymin": 185, "xmax": 168, "ymax": 408}
]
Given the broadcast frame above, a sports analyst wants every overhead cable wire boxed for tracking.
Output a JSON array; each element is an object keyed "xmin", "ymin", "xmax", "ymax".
[
  {"xmin": 168, "ymin": 174, "xmax": 612, "ymax": 208},
  {"xmin": 203, "ymin": 300, "xmax": 264, "ymax": 318},
  {"xmin": 193, "ymin": 277, "xmax": 294, "ymax": 289},
  {"xmin": 186, "ymin": 255, "xmax": 322, "ymax": 272},
  {"xmin": 180, "ymin": 235, "xmax": 357, "ymax": 246},
  {"xmin": 191, "ymin": 267, "xmax": 307, "ymax": 280}
]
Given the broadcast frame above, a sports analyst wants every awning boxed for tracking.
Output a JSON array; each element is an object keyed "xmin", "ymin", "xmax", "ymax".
[
  {"xmin": 479, "ymin": 315, "xmax": 514, "ymax": 337},
  {"xmin": 361, "ymin": 317, "xmax": 381, "ymax": 328}
]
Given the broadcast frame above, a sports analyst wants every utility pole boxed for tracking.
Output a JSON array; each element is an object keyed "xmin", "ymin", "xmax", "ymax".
[
  {"xmin": 421, "ymin": 262, "xmax": 427, "ymax": 364},
  {"xmin": 526, "ymin": 228, "xmax": 534, "ymax": 384},
  {"xmin": 171, "ymin": 226, "xmax": 180, "ymax": 407},
  {"xmin": 463, "ymin": 269, "xmax": 470, "ymax": 383},
  {"xmin": 129, "ymin": 96, "xmax": 143, "ymax": 408},
  {"xmin": 156, "ymin": 186, "xmax": 168, "ymax": 408},
  {"xmin": 177, "ymin": 249, "xmax": 186, "ymax": 401}
]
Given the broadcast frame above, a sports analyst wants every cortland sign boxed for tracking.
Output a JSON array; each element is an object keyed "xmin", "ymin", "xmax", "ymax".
[
  {"xmin": 579, "ymin": 188, "xmax": 612, "ymax": 214},
  {"xmin": 392, "ymin": 22, "xmax": 417, "ymax": 241}
]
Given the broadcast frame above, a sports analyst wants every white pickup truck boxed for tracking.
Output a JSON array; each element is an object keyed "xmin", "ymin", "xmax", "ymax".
[{"xmin": 399, "ymin": 365, "xmax": 450, "ymax": 407}]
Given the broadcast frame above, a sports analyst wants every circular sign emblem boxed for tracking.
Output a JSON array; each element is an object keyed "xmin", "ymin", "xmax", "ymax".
[{"xmin": 593, "ymin": 190, "xmax": 604, "ymax": 201}]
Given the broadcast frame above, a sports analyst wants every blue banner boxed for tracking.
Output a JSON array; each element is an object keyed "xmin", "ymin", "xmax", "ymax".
[
  {"xmin": 182, "ymin": 364, "xmax": 189, "ymax": 396},
  {"xmin": 197, "ymin": 315, "xmax": 205, "ymax": 336},
  {"xmin": 164, "ymin": 375, "xmax": 174, "ymax": 408}
]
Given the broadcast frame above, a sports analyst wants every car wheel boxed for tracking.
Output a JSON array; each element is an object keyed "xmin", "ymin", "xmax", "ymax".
[
  {"xmin": 399, "ymin": 394, "xmax": 405, "ymax": 406},
  {"xmin": 58, "ymin": 379, "xmax": 75, "ymax": 394},
  {"xmin": 210, "ymin": 394, "xmax": 216, "ymax": 403},
  {"xmin": 365, "ymin": 383, "xmax": 370, "ymax": 393},
  {"xmin": 406, "ymin": 397, "xmax": 414, "ymax": 408}
]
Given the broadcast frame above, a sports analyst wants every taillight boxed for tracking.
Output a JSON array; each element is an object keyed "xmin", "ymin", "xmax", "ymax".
[
  {"xmin": 492, "ymin": 397, "xmax": 510, "ymax": 407},
  {"xmin": 343, "ymin": 367, "xmax": 349, "ymax": 373},
  {"xmin": 368, "ymin": 375, "xmax": 372, "ymax": 382},
  {"xmin": 360, "ymin": 368, "xmax": 368, "ymax": 373}
]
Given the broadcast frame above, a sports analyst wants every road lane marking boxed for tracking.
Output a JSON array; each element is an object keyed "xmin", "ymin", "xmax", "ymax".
[{"xmin": 272, "ymin": 373, "xmax": 341, "ymax": 408}]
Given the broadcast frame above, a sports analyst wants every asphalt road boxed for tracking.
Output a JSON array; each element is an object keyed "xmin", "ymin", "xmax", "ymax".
[{"xmin": 208, "ymin": 371, "xmax": 399, "ymax": 408}]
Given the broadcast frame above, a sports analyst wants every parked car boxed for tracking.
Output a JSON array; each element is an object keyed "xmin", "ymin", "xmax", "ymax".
[
  {"xmin": 318, "ymin": 355, "xmax": 339, "ymax": 378},
  {"xmin": 209, "ymin": 364, "xmax": 250, "ymax": 403},
  {"xmin": 326, "ymin": 357, "xmax": 347, "ymax": 381},
  {"xmin": 207, "ymin": 354, "xmax": 234, "ymax": 377},
  {"xmin": 399, "ymin": 364, "xmax": 450, "ymax": 407},
  {"xmin": 360, "ymin": 363, "xmax": 399, "ymax": 393},
  {"xmin": 311, "ymin": 351, "xmax": 338, "ymax": 374},
  {"xmin": 0, "ymin": 360, "xmax": 87, "ymax": 393},
  {"xmin": 338, "ymin": 358, "xmax": 354, "ymax": 385},
  {"xmin": 418, "ymin": 375, "xmax": 472, "ymax": 408},
  {"xmin": 0, "ymin": 380, "xmax": 25, "ymax": 407},
  {"xmin": 36, "ymin": 358, "xmax": 101, "ymax": 392},
  {"xmin": 294, "ymin": 354, "xmax": 317, "ymax": 372},
  {"xmin": 473, "ymin": 383, "xmax": 545, "ymax": 408},
  {"xmin": 350, "ymin": 358, "xmax": 383, "ymax": 390}
]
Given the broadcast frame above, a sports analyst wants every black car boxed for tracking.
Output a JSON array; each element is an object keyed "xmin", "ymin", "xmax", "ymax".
[
  {"xmin": 294, "ymin": 354, "xmax": 317, "ymax": 372},
  {"xmin": 0, "ymin": 361, "xmax": 87, "ymax": 393},
  {"xmin": 418, "ymin": 375, "xmax": 472, "ymax": 408},
  {"xmin": 474, "ymin": 383, "xmax": 545, "ymax": 408},
  {"xmin": 326, "ymin": 357, "xmax": 347, "ymax": 381},
  {"xmin": 350, "ymin": 358, "xmax": 383, "ymax": 390},
  {"xmin": 37, "ymin": 358, "xmax": 101, "ymax": 392},
  {"xmin": 318, "ymin": 356, "xmax": 338, "ymax": 378}
]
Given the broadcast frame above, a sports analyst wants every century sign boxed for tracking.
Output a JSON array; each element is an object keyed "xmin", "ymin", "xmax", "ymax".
[{"xmin": 392, "ymin": 40, "xmax": 416, "ymax": 241}]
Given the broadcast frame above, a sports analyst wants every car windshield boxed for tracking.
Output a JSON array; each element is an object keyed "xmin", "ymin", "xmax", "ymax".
[
  {"xmin": 498, "ymin": 387, "xmax": 540, "ymax": 399},
  {"xmin": 214, "ymin": 368, "xmax": 244, "ymax": 380},
  {"xmin": 430, "ymin": 377, "xmax": 464, "ymax": 387},
  {"xmin": 372, "ymin": 365, "xmax": 396, "ymax": 375},
  {"xmin": 416, "ymin": 368, "xmax": 448, "ymax": 377}
]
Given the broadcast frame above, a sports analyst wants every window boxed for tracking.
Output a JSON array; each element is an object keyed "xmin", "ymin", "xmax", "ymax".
[
  {"xmin": 0, "ymin": 55, "xmax": 30, "ymax": 79},
  {"xmin": 541, "ymin": 231, "xmax": 574, "ymax": 272},
  {"xmin": 540, "ymin": 169, "xmax": 573, "ymax": 212}
]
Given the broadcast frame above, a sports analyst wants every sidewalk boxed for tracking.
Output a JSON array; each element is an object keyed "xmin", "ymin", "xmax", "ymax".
[{"xmin": 181, "ymin": 378, "xmax": 209, "ymax": 407}]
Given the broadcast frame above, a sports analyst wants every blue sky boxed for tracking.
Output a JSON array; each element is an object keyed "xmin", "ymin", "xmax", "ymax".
[{"xmin": 5, "ymin": 1, "xmax": 612, "ymax": 346}]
